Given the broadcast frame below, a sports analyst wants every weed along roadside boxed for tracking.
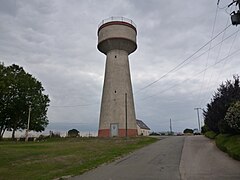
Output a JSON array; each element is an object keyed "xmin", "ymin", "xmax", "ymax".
[
  {"xmin": 205, "ymin": 131, "xmax": 240, "ymax": 161},
  {"xmin": 0, "ymin": 137, "xmax": 158, "ymax": 180}
]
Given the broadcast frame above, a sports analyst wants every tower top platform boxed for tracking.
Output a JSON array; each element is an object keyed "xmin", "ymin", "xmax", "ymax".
[{"xmin": 98, "ymin": 17, "xmax": 137, "ymax": 35}]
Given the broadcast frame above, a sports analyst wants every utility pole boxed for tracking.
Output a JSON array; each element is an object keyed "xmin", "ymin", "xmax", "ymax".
[
  {"xmin": 170, "ymin": 118, "xmax": 172, "ymax": 135},
  {"xmin": 125, "ymin": 93, "xmax": 128, "ymax": 138},
  {"xmin": 194, "ymin": 108, "xmax": 201, "ymax": 132},
  {"xmin": 25, "ymin": 104, "xmax": 31, "ymax": 142}
]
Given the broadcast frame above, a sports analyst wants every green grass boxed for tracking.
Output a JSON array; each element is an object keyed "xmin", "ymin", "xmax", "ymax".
[
  {"xmin": 215, "ymin": 134, "xmax": 240, "ymax": 161},
  {"xmin": 205, "ymin": 131, "xmax": 218, "ymax": 139},
  {"xmin": 0, "ymin": 137, "xmax": 158, "ymax": 180}
]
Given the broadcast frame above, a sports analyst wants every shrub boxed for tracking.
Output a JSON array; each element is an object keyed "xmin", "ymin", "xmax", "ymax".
[
  {"xmin": 224, "ymin": 101, "xmax": 240, "ymax": 134},
  {"xmin": 67, "ymin": 129, "xmax": 79, "ymax": 137},
  {"xmin": 205, "ymin": 131, "xmax": 218, "ymax": 139},
  {"xmin": 183, "ymin": 128, "xmax": 193, "ymax": 134},
  {"xmin": 201, "ymin": 125, "xmax": 210, "ymax": 134}
]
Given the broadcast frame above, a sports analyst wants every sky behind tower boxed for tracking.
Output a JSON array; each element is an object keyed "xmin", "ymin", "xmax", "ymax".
[{"xmin": 0, "ymin": 0, "xmax": 240, "ymax": 135}]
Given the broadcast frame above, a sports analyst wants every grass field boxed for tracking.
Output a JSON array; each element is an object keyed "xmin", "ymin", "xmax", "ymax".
[{"xmin": 0, "ymin": 137, "xmax": 158, "ymax": 180}]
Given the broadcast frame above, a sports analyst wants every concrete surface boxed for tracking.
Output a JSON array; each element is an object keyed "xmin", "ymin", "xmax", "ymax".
[
  {"xmin": 98, "ymin": 19, "xmax": 138, "ymax": 137},
  {"xmin": 70, "ymin": 136, "xmax": 185, "ymax": 180},
  {"xmin": 180, "ymin": 135, "xmax": 240, "ymax": 180}
]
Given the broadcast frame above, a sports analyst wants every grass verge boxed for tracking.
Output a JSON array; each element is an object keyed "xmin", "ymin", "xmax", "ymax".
[
  {"xmin": 215, "ymin": 134, "xmax": 240, "ymax": 161},
  {"xmin": 205, "ymin": 131, "xmax": 218, "ymax": 139},
  {"xmin": 205, "ymin": 131, "xmax": 240, "ymax": 161},
  {"xmin": 0, "ymin": 137, "xmax": 158, "ymax": 180}
]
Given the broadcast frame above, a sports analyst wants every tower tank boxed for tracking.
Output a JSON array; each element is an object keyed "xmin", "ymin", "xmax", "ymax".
[{"xmin": 97, "ymin": 17, "xmax": 138, "ymax": 137}]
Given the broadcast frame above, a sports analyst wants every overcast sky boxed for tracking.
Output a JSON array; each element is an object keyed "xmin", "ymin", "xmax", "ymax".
[{"xmin": 1, "ymin": 0, "xmax": 240, "ymax": 135}]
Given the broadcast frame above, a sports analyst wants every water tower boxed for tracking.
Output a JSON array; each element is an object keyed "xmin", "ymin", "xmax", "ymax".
[{"xmin": 97, "ymin": 17, "xmax": 138, "ymax": 137}]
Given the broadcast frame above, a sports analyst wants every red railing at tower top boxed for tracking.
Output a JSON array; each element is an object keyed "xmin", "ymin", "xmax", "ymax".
[{"xmin": 98, "ymin": 17, "xmax": 136, "ymax": 29}]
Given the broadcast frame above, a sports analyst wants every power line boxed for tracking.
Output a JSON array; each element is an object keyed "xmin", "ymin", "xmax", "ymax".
[
  {"xmin": 204, "ymin": 26, "xmax": 240, "ymax": 103},
  {"xmin": 173, "ymin": 28, "xmax": 239, "ymax": 72},
  {"xmin": 137, "ymin": 46, "xmax": 240, "ymax": 101},
  {"xmin": 135, "ymin": 24, "xmax": 231, "ymax": 94},
  {"xmin": 50, "ymin": 26, "xmax": 236, "ymax": 108},
  {"xmin": 198, "ymin": 15, "xmax": 230, "ymax": 107},
  {"xmin": 197, "ymin": 3, "xmax": 220, "ymax": 107}
]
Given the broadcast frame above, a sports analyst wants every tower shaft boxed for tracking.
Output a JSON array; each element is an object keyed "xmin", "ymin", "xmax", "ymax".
[{"xmin": 98, "ymin": 50, "xmax": 137, "ymax": 137}]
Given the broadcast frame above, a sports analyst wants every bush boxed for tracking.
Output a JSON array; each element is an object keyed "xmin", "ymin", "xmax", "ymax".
[
  {"xmin": 224, "ymin": 101, "xmax": 240, "ymax": 134},
  {"xmin": 38, "ymin": 135, "xmax": 49, "ymax": 141},
  {"xmin": 149, "ymin": 132, "xmax": 160, "ymax": 136},
  {"xmin": 201, "ymin": 125, "xmax": 210, "ymax": 134},
  {"xmin": 183, "ymin": 128, "xmax": 193, "ymax": 134},
  {"xmin": 67, "ymin": 129, "xmax": 79, "ymax": 137},
  {"xmin": 205, "ymin": 131, "xmax": 218, "ymax": 139}
]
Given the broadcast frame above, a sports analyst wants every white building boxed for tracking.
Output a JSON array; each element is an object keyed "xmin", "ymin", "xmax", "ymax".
[{"xmin": 136, "ymin": 119, "xmax": 150, "ymax": 136}]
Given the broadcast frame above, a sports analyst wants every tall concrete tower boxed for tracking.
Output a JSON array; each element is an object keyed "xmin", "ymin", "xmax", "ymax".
[{"xmin": 97, "ymin": 17, "xmax": 138, "ymax": 137}]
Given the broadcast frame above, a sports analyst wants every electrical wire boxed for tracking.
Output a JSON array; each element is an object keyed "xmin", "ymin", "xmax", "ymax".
[
  {"xmin": 173, "ymin": 28, "xmax": 239, "ymax": 72},
  {"xmin": 197, "ymin": 3, "xmax": 220, "ymax": 107},
  {"xmin": 137, "ymin": 46, "xmax": 240, "ymax": 101},
  {"xmin": 50, "ymin": 25, "xmax": 235, "ymax": 108},
  {"xmin": 204, "ymin": 26, "xmax": 240, "ymax": 102},
  {"xmin": 198, "ymin": 16, "xmax": 230, "ymax": 107},
  {"xmin": 135, "ymin": 24, "xmax": 231, "ymax": 94}
]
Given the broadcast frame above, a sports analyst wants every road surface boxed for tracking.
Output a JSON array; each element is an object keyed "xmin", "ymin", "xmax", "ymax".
[
  {"xmin": 70, "ymin": 136, "xmax": 240, "ymax": 180},
  {"xmin": 180, "ymin": 136, "xmax": 240, "ymax": 180},
  {"xmin": 71, "ymin": 136, "xmax": 184, "ymax": 180}
]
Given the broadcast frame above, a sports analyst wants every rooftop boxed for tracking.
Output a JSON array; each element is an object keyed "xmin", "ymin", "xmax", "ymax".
[{"xmin": 136, "ymin": 119, "xmax": 151, "ymax": 130}]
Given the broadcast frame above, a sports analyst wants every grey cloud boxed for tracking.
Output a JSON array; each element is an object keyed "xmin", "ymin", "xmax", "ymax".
[{"xmin": 0, "ymin": 0, "xmax": 238, "ymax": 133}]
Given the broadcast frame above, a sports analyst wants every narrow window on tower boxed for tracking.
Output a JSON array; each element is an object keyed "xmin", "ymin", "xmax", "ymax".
[
  {"xmin": 114, "ymin": 90, "xmax": 117, "ymax": 93},
  {"xmin": 115, "ymin": 55, "xmax": 117, "ymax": 58}
]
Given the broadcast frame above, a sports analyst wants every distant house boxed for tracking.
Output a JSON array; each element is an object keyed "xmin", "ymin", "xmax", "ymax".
[{"xmin": 136, "ymin": 119, "xmax": 151, "ymax": 136}]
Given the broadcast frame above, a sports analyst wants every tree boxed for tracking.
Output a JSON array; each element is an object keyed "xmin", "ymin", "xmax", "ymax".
[
  {"xmin": 224, "ymin": 101, "xmax": 240, "ymax": 134},
  {"xmin": 0, "ymin": 64, "xmax": 50, "ymax": 139},
  {"xmin": 0, "ymin": 63, "xmax": 10, "ymax": 138},
  {"xmin": 203, "ymin": 75, "xmax": 240, "ymax": 133},
  {"xmin": 67, "ymin": 129, "xmax": 79, "ymax": 137},
  {"xmin": 183, "ymin": 128, "xmax": 193, "ymax": 134}
]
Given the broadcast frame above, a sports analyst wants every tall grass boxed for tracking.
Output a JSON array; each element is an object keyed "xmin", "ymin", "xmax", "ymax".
[
  {"xmin": 205, "ymin": 131, "xmax": 218, "ymax": 139},
  {"xmin": 215, "ymin": 134, "xmax": 240, "ymax": 161}
]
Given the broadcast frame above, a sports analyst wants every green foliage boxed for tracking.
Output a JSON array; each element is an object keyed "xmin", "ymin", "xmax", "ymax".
[
  {"xmin": 0, "ymin": 63, "xmax": 50, "ymax": 139},
  {"xmin": 224, "ymin": 101, "xmax": 240, "ymax": 134},
  {"xmin": 215, "ymin": 134, "xmax": 240, "ymax": 161},
  {"xmin": 203, "ymin": 75, "xmax": 240, "ymax": 133},
  {"xmin": 0, "ymin": 137, "xmax": 158, "ymax": 179},
  {"xmin": 205, "ymin": 131, "xmax": 218, "ymax": 139},
  {"xmin": 183, "ymin": 128, "xmax": 193, "ymax": 134},
  {"xmin": 67, "ymin": 129, "xmax": 79, "ymax": 137},
  {"xmin": 201, "ymin": 124, "xmax": 210, "ymax": 134}
]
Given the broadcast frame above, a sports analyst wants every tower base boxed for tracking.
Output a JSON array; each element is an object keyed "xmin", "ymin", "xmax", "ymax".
[{"xmin": 98, "ymin": 129, "xmax": 138, "ymax": 137}]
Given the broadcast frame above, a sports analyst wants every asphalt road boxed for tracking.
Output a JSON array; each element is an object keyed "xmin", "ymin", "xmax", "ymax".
[
  {"xmin": 70, "ymin": 136, "xmax": 240, "ymax": 180},
  {"xmin": 71, "ymin": 136, "xmax": 185, "ymax": 180},
  {"xmin": 180, "ymin": 136, "xmax": 240, "ymax": 180}
]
